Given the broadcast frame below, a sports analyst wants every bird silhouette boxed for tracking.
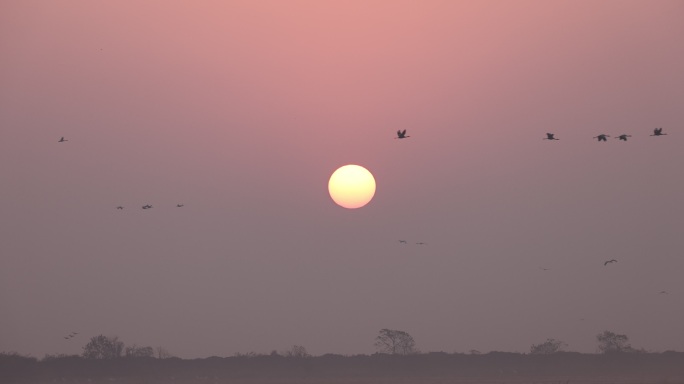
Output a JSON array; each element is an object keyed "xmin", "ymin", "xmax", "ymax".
[
  {"xmin": 616, "ymin": 134, "xmax": 632, "ymax": 141},
  {"xmin": 142, "ymin": 205, "xmax": 153, "ymax": 209},
  {"xmin": 604, "ymin": 259, "xmax": 617, "ymax": 266},
  {"xmin": 399, "ymin": 240, "xmax": 407, "ymax": 244},
  {"xmin": 543, "ymin": 133, "xmax": 559, "ymax": 140},
  {"xmin": 659, "ymin": 291, "xmax": 669, "ymax": 294},
  {"xmin": 116, "ymin": 206, "xmax": 124, "ymax": 210},
  {"xmin": 539, "ymin": 267, "xmax": 550, "ymax": 271},
  {"xmin": 58, "ymin": 137, "xmax": 68, "ymax": 142},
  {"xmin": 176, "ymin": 204, "xmax": 184, "ymax": 207},
  {"xmin": 396, "ymin": 129, "xmax": 410, "ymax": 139},
  {"xmin": 416, "ymin": 242, "xmax": 427, "ymax": 245},
  {"xmin": 650, "ymin": 127, "xmax": 667, "ymax": 136},
  {"xmin": 594, "ymin": 134, "xmax": 610, "ymax": 142}
]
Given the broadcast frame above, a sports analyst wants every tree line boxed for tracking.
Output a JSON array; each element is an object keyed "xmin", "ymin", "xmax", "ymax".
[
  {"xmin": 1, "ymin": 329, "xmax": 681, "ymax": 383},
  {"xmin": 8, "ymin": 328, "xmax": 655, "ymax": 363}
]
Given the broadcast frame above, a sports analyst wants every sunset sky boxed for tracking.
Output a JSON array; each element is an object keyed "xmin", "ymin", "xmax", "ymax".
[{"xmin": 1, "ymin": 1, "xmax": 683, "ymax": 359}]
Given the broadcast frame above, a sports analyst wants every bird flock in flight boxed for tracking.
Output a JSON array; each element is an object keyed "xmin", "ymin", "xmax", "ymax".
[
  {"xmin": 57, "ymin": 126, "xmax": 673, "ymax": 289},
  {"xmin": 541, "ymin": 127, "xmax": 666, "ymax": 142},
  {"xmin": 395, "ymin": 126, "xmax": 673, "ymax": 271},
  {"xmin": 543, "ymin": 128, "xmax": 668, "ymax": 267}
]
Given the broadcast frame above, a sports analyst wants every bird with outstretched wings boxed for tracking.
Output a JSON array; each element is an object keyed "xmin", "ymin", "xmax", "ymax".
[{"xmin": 396, "ymin": 130, "xmax": 410, "ymax": 139}]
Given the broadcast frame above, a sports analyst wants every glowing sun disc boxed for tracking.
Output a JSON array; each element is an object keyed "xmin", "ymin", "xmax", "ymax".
[{"xmin": 328, "ymin": 165, "xmax": 376, "ymax": 209}]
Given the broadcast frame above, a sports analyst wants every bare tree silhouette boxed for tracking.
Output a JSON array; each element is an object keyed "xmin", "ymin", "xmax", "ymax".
[
  {"xmin": 374, "ymin": 329, "xmax": 419, "ymax": 355},
  {"xmin": 597, "ymin": 330, "xmax": 632, "ymax": 353},
  {"xmin": 530, "ymin": 338, "xmax": 567, "ymax": 354},
  {"xmin": 82, "ymin": 335, "xmax": 124, "ymax": 359}
]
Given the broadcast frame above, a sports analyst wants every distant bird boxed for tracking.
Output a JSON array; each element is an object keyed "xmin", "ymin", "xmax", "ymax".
[
  {"xmin": 616, "ymin": 134, "xmax": 632, "ymax": 141},
  {"xmin": 142, "ymin": 204, "xmax": 153, "ymax": 209},
  {"xmin": 116, "ymin": 206, "xmax": 124, "ymax": 210},
  {"xmin": 604, "ymin": 259, "xmax": 618, "ymax": 266},
  {"xmin": 539, "ymin": 267, "xmax": 550, "ymax": 271},
  {"xmin": 396, "ymin": 129, "xmax": 410, "ymax": 139},
  {"xmin": 64, "ymin": 336, "xmax": 70, "ymax": 339},
  {"xmin": 659, "ymin": 291, "xmax": 669, "ymax": 294},
  {"xmin": 543, "ymin": 133, "xmax": 559, "ymax": 140},
  {"xmin": 594, "ymin": 134, "xmax": 610, "ymax": 142},
  {"xmin": 416, "ymin": 242, "xmax": 427, "ymax": 245},
  {"xmin": 58, "ymin": 137, "xmax": 68, "ymax": 142},
  {"xmin": 650, "ymin": 127, "xmax": 667, "ymax": 136},
  {"xmin": 399, "ymin": 240, "xmax": 407, "ymax": 244},
  {"xmin": 176, "ymin": 204, "xmax": 184, "ymax": 207}
]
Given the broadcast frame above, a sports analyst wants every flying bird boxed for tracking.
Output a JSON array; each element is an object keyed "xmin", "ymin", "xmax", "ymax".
[
  {"xmin": 58, "ymin": 137, "xmax": 68, "ymax": 142},
  {"xmin": 650, "ymin": 127, "xmax": 667, "ymax": 136},
  {"xmin": 604, "ymin": 259, "xmax": 618, "ymax": 266},
  {"xmin": 142, "ymin": 205, "xmax": 153, "ymax": 209},
  {"xmin": 659, "ymin": 291, "xmax": 669, "ymax": 294},
  {"xmin": 543, "ymin": 133, "xmax": 559, "ymax": 140},
  {"xmin": 416, "ymin": 242, "xmax": 427, "ymax": 245},
  {"xmin": 396, "ymin": 129, "xmax": 410, "ymax": 139},
  {"xmin": 593, "ymin": 134, "xmax": 610, "ymax": 142},
  {"xmin": 176, "ymin": 204, "xmax": 184, "ymax": 207},
  {"xmin": 539, "ymin": 267, "xmax": 550, "ymax": 271},
  {"xmin": 116, "ymin": 206, "xmax": 124, "ymax": 210},
  {"xmin": 399, "ymin": 240, "xmax": 407, "ymax": 244},
  {"xmin": 616, "ymin": 134, "xmax": 632, "ymax": 141}
]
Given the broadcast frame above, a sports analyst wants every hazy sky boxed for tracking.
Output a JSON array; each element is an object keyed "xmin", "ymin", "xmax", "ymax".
[{"xmin": 2, "ymin": 1, "xmax": 683, "ymax": 359}]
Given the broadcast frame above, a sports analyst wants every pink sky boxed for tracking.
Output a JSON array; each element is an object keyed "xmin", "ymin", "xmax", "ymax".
[{"xmin": 1, "ymin": 1, "xmax": 683, "ymax": 358}]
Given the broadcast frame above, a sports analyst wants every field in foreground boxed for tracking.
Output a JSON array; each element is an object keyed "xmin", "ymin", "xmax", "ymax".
[{"xmin": 3, "ymin": 352, "xmax": 684, "ymax": 384}]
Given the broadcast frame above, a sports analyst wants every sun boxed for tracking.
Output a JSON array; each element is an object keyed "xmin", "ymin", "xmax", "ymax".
[{"xmin": 328, "ymin": 165, "xmax": 376, "ymax": 209}]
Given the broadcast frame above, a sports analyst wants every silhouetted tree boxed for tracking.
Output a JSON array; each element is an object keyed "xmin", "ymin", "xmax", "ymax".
[
  {"xmin": 530, "ymin": 338, "xmax": 567, "ymax": 354},
  {"xmin": 283, "ymin": 345, "xmax": 310, "ymax": 358},
  {"xmin": 374, "ymin": 329, "xmax": 419, "ymax": 355},
  {"xmin": 125, "ymin": 345, "xmax": 154, "ymax": 358},
  {"xmin": 82, "ymin": 335, "xmax": 124, "ymax": 359},
  {"xmin": 596, "ymin": 330, "xmax": 631, "ymax": 353}
]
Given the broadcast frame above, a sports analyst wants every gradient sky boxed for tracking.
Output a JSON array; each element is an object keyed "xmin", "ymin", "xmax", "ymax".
[{"xmin": 1, "ymin": 1, "xmax": 683, "ymax": 359}]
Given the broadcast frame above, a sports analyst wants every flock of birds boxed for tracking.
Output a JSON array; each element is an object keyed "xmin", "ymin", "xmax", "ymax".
[
  {"xmin": 76, "ymin": 126, "xmax": 664, "ymax": 213},
  {"xmin": 398, "ymin": 127, "xmax": 667, "ymax": 147},
  {"xmin": 398, "ymin": 240, "xmax": 427, "ymax": 245},
  {"xmin": 63, "ymin": 332, "xmax": 79, "ymax": 340},
  {"xmin": 114, "ymin": 204, "xmax": 185, "ymax": 210},
  {"xmin": 394, "ymin": 126, "xmax": 674, "ymax": 279},
  {"xmin": 112, "ymin": 203, "xmax": 185, "ymax": 210},
  {"xmin": 541, "ymin": 127, "xmax": 667, "ymax": 142},
  {"xmin": 58, "ymin": 137, "xmax": 186, "ymax": 211},
  {"xmin": 58, "ymin": 127, "xmax": 673, "ymax": 288},
  {"xmin": 545, "ymin": 128, "xmax": 668, "ymax": 268}
]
